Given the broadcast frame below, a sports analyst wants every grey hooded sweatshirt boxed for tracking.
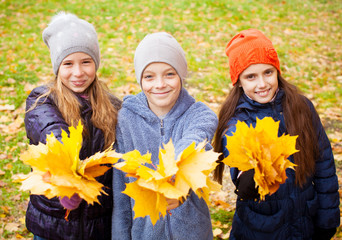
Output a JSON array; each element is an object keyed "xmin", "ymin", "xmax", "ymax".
[{"xmin": 112, "ymin": 88, "xmax": 218, "ymax": 240}]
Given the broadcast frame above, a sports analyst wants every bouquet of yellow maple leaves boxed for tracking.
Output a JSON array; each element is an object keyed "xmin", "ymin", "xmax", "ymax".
[
  {"xmin": 222, "ymin": 117, "xmax": 298, "ymax": 200},
  {"xmin": 115, "ymin": 140, "xmax": 221, "ymax": 225},
  {"xmin": 17, "ymin": 121, "xmax": 122, "ymax": 219}
]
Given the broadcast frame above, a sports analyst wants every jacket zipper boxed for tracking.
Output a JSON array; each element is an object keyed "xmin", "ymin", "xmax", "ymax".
[
  {"xmin": 160, "ymin": 118, "xmax": 173, "ymax": 239},
  {"xmin": 166, "ymin": 212, "xmax": 174, "ymax": 240},
  {"xmin": 160, "ymin": 119, "xmax": 164, "ymax": 136},
  {"xmin": 271, "ymin": 101, "xmax": 279, "ymax": 121}
]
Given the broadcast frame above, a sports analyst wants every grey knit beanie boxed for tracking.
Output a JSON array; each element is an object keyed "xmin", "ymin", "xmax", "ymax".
[
  {"xmin": 134, "ymin": 32, "xmax": 187, "ymax": 85},
  {"xmin": 42, "ymin": 12, "xmax": 100, "ymax": 75}
]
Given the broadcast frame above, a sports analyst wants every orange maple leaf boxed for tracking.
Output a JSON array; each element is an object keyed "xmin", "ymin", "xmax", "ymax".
[
  {"xmin": 223, "ymin": 117, "xmax": 298, "ymax": 200},
  {"xmin": 19, "ymin": 121, "xmax": 122, "ymax": 205}
]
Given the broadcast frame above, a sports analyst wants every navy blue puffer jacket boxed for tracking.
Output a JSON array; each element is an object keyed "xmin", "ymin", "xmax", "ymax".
[
  {"xmin": 222, "ymin": 90, "xmax": 340, "ymax": 240},
  {"xmin": 24, "ymin": 86, "xmax": 121, "ymax": 240}
]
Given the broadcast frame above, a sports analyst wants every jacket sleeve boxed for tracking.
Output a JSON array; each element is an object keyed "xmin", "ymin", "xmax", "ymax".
[
  {"xmin": 112, "ymin": 123, "xmax": 132, "ymax": 240},
  {"xmin": 221, "ymin": 122, "xmax": 240, "ymax": 185},
  {"xmin": 24, "ymin": 86, "xmax": 69, "ymax": 144},
  {"xmin": 173, "ymin": 102, "xmax": 218, "ymax": 156},
  {"xmin": 310, "ymin": 102, "xmax": 340, "ymax": 229}
]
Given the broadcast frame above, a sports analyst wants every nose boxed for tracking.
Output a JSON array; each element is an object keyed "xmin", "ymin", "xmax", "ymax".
[
  {"xmin": 155, "ymin": 76, "xmax": 166, "ymax": 88},
  {"xmin": 73, "ymin": 64, "xmax": 84, "ymax": 77},
  {"xmin": 257, "ymin": 76, "xmax": 267, "ymax": 88}
]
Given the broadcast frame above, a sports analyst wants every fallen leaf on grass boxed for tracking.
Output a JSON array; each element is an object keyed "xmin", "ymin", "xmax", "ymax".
[
  {"xmin": 0, "ymin": 206, "xmax": 10, "ymax": 214},
  {"xmin": 1, "ymin": 116, "xmax": 24, "ymax": 134},
  {"xmin": 16, "ymin": 233, "xmax": 24, "ymax": 239},
  {"xmin": 213, "ymin": 228, "xmax": 222, "ymax": 236},
  {"xmin": 0, "ymin": 115, "xmax": 11, "ymax": 123},
  {"xmin": 0, "ymin": 104, "xmax": 15, "ymax": 111},
  {"xmin": 5, "ymin": 222, "xmax": 20, "ymax": 232}
]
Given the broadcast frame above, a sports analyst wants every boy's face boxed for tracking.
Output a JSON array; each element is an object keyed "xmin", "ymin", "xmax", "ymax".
[
  {"xmin": 238, "ymin": 63, "xmax": 278, "ymax": 104},
  {"xmin": 141, "ymin": 62, "xmax": 181, "ymax": 117}
]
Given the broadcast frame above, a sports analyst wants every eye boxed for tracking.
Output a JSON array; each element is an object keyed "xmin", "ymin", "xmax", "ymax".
[
  {"xmin": 62, "ymin": 61, "xmax": 72, "ymax": 66},
  {"xmin": 246, "ymin": 74, "xmax": 255, "ymax": 80},
  {"xmin": 166, "ymin": 72, "xmax": 176, "ymax": 77},
  {"xmin": 83, "ymin": 59, "xmax": 93, "ymax": 64},
  {"xmin": 265, "ymin": 69, "xmax": 274, "ymax": 75},
  {"xmin": 143, "ymin": 74, "xmax": 153, "ymax": 79}
]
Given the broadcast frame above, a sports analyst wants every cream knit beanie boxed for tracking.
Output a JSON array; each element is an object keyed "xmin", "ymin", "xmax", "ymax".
[{"xmin": 42, "ymin": 12, "xmax": 100, "ymax": 75}]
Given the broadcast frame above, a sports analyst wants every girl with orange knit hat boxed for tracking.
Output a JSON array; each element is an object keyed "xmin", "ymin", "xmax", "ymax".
[{"xmin": 213, "ymin": 29, "xmax": 340, "ymax": 240}]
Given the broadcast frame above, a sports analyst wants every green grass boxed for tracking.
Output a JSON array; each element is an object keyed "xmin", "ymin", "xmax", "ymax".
[
  {"xmin": 0, "ymin": 0, "xmax": 341, "ymax": 238},
  {"xmin": 211, "ymin": 207, "xmax": 235, "ymax": 239}
]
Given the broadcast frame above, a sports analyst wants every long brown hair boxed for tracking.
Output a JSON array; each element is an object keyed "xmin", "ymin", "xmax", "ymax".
[
  {"xmin": 213, "ymin": 75, "xmax": 318, "ymax": 187},
  {"xmin": 28, "ymin": 75, "xmax": 118, "ymax": 149}
]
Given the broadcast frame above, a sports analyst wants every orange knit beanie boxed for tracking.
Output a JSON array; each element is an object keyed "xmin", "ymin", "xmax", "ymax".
[{"xmin": 225, "ymin": 29, "xmax": 281, "ymax": 85}]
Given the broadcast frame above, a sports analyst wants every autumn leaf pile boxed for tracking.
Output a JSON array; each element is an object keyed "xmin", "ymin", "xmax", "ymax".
[
  {"xmin": 223, "ymin": 117, "xmax": 298, "ymax": 200},
  {"xmin": 115, "ymin": 140, "xmax": 221, "ymax": 225},
  {"xmin": 18, "ymin": 121, "xmax": 122, "ymax": 205}
]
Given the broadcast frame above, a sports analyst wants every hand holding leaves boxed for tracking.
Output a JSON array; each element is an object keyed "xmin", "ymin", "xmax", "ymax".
[
  {"xmin": 235, "ymin": 169, "xmax": 259, "ymax": 200},
  {"xmin": 59, "ymin": 193, "xmax": 82, "ymax": 210}
]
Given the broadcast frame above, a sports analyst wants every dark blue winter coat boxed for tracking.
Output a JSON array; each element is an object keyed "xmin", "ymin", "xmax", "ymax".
[
  {"xmin": 222, "ymin": 90, "xmax": 340, "ymax": 240},
  {"xmin": 24, "ymin": 85, "xmax": 121, "ymax": 240}
]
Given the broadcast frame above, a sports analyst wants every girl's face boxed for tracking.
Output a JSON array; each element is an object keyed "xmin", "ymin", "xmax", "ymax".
[
  {"xmin": 238, "ymin": 63, "xmax": 278, "ymax": 104},
  {"xmin": 141, "ymin": 62, "xmax": 182, "ymax": 117},
  {"xmin": 58, "ymin": 52, "xmax": 96, "ymax": 93}
]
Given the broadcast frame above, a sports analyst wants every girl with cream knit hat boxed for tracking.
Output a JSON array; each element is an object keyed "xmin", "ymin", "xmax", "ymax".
[{"xmin": 24, "ymin": 12, "xmax": 121, "ymax": 240}]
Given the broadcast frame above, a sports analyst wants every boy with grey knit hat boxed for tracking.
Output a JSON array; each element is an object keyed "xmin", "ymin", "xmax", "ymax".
[{"xmin": 112, "ymin": 32, "xmax": 217, "ymax": 240}]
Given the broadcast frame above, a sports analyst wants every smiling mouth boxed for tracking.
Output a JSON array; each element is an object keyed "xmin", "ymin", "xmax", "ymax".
[
  {"xmin": 72, "ymin": 81, "xmax": 86, "ymax": 86},
  {"xmin": 152, "ymin": 91, "xmax": 171, "ymax": 95},
  {"xmin": 256, "ymin": 89, "xmax": 270, "ymax": 97}
]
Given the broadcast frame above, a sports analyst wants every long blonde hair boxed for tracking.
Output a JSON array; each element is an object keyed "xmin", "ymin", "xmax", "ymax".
[{"xmin": 28, "ymin": 75, "xmax": 118, "ymax": 149}]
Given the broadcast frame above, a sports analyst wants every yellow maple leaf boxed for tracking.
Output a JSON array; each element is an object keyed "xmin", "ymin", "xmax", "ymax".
[
  {"xmin": 123, "ymin": 181, "xmax": 168, "ymax": 225},
  {"xmin": 115, "ymin": 140, "xmax": 221, "ymax": 225},
  {"xmin": 223, "ymin": 117, "xmax": 298, "ymax": 200},
  {"xmin": 115, "ymin": 141, "xmax": 182, "ymax": 225},
  {"xmin": 19, "ymin": 121, "xmax": 122, "ymax": 205},
  {"xmin": 175, "ymin": 141, "xmax": 221, "ymax": 201},
  {"xmin": 115, "ymin": 150, "xmax": 152, "ymax": 177}
]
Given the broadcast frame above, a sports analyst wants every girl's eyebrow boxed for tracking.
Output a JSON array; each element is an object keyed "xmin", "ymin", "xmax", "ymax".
[
  {"xmin": 264, "ymin": 67, "xmax": 275, "ymax": 71},
  {"xmin": 240, "ymin": 72, "xmax": 255, "ymax": 77}
]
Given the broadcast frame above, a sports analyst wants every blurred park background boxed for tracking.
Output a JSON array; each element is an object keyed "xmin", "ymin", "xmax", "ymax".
[{"xmin": 0, "ymin": 0, "xmax": 341, "ymax": 239}]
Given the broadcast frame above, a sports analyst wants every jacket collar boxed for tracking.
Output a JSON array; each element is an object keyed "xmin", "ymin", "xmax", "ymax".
[{"xmin": 236, "ymin": 88, "xmax": 285, "ymax": 111}]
